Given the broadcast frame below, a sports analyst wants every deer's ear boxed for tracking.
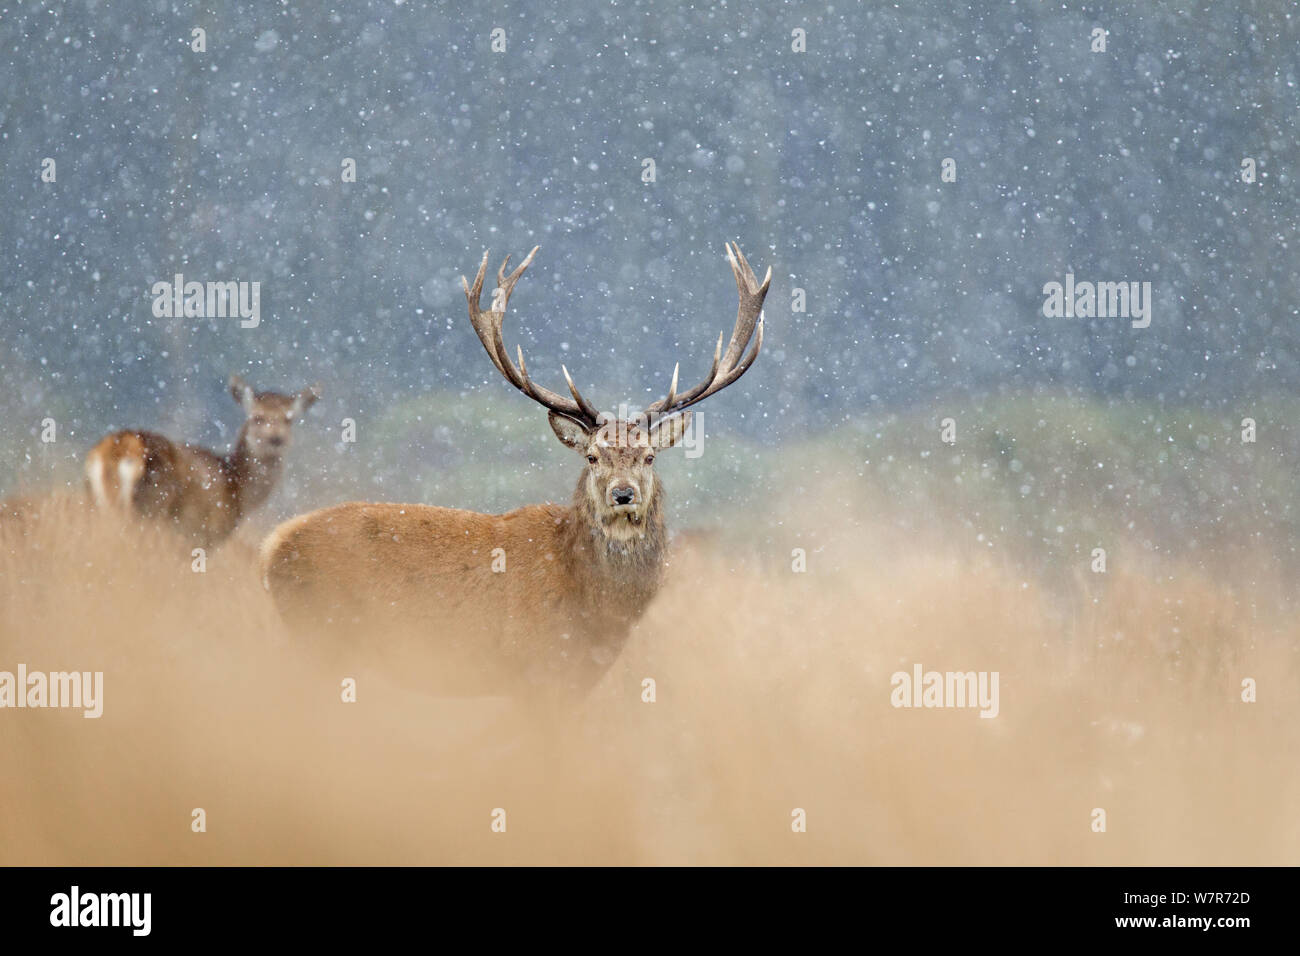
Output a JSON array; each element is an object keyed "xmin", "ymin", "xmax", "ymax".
[
  {"xmin": 649, "ymin": 411, "xmax": 691, "ymax": 449},
  {"xmin": 548, "ymin": 411, "xmax": 591, "ymax": 451},
  {"xmin": 291, "ymin": 383, "xmax": 322, "ymax": 418},
  {"xmin": 229, "ymin": 375, "xmax": 255, "ymax": 412}
]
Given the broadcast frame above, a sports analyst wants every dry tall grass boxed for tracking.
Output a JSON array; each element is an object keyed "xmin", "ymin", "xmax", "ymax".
[{"xmin": 0, "ymin": 481, "xmax": 1295, "ymax": 865}]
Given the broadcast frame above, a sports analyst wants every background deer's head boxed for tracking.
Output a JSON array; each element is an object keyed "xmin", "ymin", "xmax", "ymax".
[{"xmin": 229, "ymin": 375, "xmax": 322, "ymax": 459}]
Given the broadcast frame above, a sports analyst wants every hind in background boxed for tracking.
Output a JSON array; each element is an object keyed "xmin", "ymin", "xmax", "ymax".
[{"xmin": 85, "ymin": 376, "xmax": 320, "ymax": 548}]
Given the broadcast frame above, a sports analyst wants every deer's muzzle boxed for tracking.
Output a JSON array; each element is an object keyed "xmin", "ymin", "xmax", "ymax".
[{"xmin": 607, "ymin": 484, "xmax": 639, "ymax": 509}]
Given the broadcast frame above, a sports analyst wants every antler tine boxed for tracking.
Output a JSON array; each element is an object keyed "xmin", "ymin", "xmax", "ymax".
[
  {"xmin": 561, "ymin": 365, "xmax": 602, "ymax": 424},
  {"xmin": 462, "ymin": 247, "xmax": 600, "ymax": 428},
  {"xmin": 663, "ymin": 363, "xmax": 680, "ymax": 409},
  {"xmin": 462, "ymin": 250, "xmax": 512, "ymax": 382},
  {"xmin": 642, "ymin": 243, "xmax": 770, "ymax": 421},
  {"xmin": 516, "ymin": 344, "xmax": 542, "ymax": 400},
  {"xmin": 713, "ymin": 311, "xmax": 764, "ymax": 390},
  {"xmin": 644, "ymin": 331, "xmax": 722, "ymax": 416},
  {"xmin": 719, "ymin": 240, "xmax": 771, "ymax": 370},
  {"xmin": 495, "ymin": 245, "xmax": 539, "ymax": 311}
]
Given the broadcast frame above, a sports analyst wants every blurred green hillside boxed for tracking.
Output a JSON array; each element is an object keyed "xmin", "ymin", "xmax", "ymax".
[
  {"xmin": 5, "ymin": 391, "xmax": 1297, "ymax": 584},
  {"xmin": 309, "ymin": 390, "xmax": 1300, "ymax": 579}
]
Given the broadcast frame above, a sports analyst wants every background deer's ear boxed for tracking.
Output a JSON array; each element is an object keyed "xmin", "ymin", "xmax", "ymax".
[
  {"xmin": 291, "ymin": 382, "xmax": 323, "ymax": 418},
  {"xmin": 649, "ymin": 411, "xmax": 692, "ymax": 449},
  {"xmin": 229, "ymin": 375, "xmax": 255, "ymax": 412},
  {"xmin": 548, "ymin": 411, "xmax": 591, "ymax": 451}
]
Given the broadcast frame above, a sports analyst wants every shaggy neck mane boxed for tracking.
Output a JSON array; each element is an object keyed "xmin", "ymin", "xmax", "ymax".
[{"xmin": 560, "ymin": 473, "xmax": 668, "ymax": 626}]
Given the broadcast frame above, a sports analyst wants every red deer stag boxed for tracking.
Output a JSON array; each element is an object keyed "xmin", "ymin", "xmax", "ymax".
[
  {"xmin": 85, "ymin": 376, "xmax": 321, "ymax": 548},
  {"xmin": 260, "ymin": 243, "xmax": 770, "ymax": 697}
]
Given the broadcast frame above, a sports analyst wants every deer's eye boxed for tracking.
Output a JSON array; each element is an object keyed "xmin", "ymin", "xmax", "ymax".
[
  {"xmin": 586, "ymin": 455, "xmax": 598, "ymax": 465},
  {"xmin": 644, "ymin": 454, "xmax": 655, "ymax": 465}
]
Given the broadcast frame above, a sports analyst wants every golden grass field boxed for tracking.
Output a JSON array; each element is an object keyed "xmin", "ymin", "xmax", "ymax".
[{"xmin": 0, "ymin": 474, "xmax": 1296, "ymax": 865}]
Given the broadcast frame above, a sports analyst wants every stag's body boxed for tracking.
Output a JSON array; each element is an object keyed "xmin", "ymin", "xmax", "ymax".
[
  {"xmin": 262, "ymin": 480, "xmax": 668, "ymax": 696},
  {"xmin": 261, "ymin": 243, "xmax": 770, "ymax": 698},
  {"xmin": 85, "ymin": 377, "xmax": 320, "ymax": 548}
]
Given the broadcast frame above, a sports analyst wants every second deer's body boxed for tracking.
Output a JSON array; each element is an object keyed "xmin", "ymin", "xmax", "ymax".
[{"xmin": 85, "ymin": 377, "xmax": 320, "ymax": 548}]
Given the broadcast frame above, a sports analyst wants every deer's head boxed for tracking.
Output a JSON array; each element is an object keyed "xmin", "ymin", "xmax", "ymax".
[
  {"xmin": 462, "ymin": 242, "xmax": 770, "ymax": 540},
  {"xmin": 230, "ymin": 376, "xmax": 322, "ymax": 459},
  {"xmin": 547, "ymin": 412, "xmax": 691, "ymax": 536}
]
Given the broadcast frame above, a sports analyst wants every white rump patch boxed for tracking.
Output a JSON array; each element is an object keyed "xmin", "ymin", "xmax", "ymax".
[
  {"xmin": 85, "ymin": 456, "xmax": 109, "ymax": 509},
  {"xmin": 116, "ymin": 457, "xmax": 144, "ymax": 508}
]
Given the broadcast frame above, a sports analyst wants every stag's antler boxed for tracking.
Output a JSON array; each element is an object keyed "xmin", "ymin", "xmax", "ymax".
[
  {"xmin": 465, "ymin": 242, "xmax": 771, "ymax": 429},
  {"xmin": 462, "ymin": 247, "xmax": 602, "ymax": 429},
  {"xmin": 641, "ymin": 242, "xmax": 771, "ymax": 423}
]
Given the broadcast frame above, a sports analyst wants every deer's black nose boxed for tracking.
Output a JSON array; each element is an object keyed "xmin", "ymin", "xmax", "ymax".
[
  {"xmin": 268, "ymin": 436, "xmax": 285, "ymax": 447},
  {"xmin": 611, "ymin": 486, "xmax": 636, "ymax": 506}
]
